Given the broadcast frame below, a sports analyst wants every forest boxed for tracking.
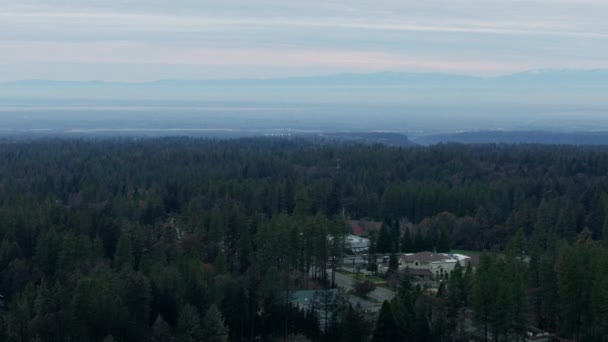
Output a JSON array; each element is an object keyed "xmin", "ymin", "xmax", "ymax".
[{"xmin": 1, "ymin": 137, "xmax": 608, "ymax": 341}]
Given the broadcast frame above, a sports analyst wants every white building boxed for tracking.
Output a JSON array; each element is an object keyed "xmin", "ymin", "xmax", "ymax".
[
  {"xmin": 401, "ymin": 252, "xmax": 470, "ymax": 279},
  {"xmin": 346, "ymin": 234, "xmax": 370, "ymax": 254}
]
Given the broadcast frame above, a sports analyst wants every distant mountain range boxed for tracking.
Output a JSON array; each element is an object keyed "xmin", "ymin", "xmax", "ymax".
[
  {"xmin": 4, "ymin": 69, "xmax": 608, "ymax": 87},
  {"xmin": 2, "ymin": 69, "xmax": 607, "ymax": 105}
]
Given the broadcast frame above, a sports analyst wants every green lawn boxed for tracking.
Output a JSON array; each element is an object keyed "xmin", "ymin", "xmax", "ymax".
[
  {"xmin": 338, "ymin": 270, "xmax": 387, "ymax": 285},
  {"xmin": 353, "ymin": 273, "xmax": 385, "ymax": 284}
]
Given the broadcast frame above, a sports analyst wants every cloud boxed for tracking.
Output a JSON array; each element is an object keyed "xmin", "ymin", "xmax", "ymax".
[
  {"xmin": 0, "ymin": 41, "xmax": 523, "ymax": 73},
  {"xmin": 1, "ymin": 0, "xmax": 607, "ymax": 80},
  {"xmin": 1, "ymin": 10, "xmax": 606, "ymax": 39}
]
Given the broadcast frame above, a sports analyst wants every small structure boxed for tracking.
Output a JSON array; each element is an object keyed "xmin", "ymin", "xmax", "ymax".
[
  {"xmin": 346, "ymin": 234, "xmax": 370, "ymax": 254},
  {"xmin": 401, "ymin": 252, "xmax": 470, "ymax": 279},
  {"xmin": 524, "ymin": 326, "xmax": 555, "ymax": 342}
]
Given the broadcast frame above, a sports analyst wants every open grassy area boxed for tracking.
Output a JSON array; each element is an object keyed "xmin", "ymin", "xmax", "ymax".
[
  {"xmin": 353, "ymin": 273, "xmax": 386, "ymax": 285},
  {"xmin": 337, "ymin": 269, "xmax": 387, "ymax": 285}
]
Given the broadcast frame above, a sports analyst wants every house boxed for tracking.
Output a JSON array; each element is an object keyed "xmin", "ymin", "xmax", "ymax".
[
  {"xmin": 401, "ymin": 252, "xmax": 470, "ymax": 279},
  {"xmin": 346, "ymin": 234, "xmax": 370, "ymax": 254}
]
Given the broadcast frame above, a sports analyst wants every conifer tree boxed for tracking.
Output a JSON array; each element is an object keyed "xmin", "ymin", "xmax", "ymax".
[
  {"xmin": 177, "ymin": 304, "xmax": 203, "ymax": 342},
  {"xmin": 113, "ymin": 231, "xmax": 134, "ymax": 270},
  {"xmin": 401, "ymin": 228, "xmax": 413, "ymax": 253},
  {"xmin": 151, "ymin": 315, "xmax": 172, "ymax": 342},
  {"xmin": 340, "ymin": 305, "xmax": 371, "ymax": 342},
  {"xmin": 372, "ymin": 301, "xmax": 399, "ymax": 342},
  {"xmin": 201, "ymin": 304, "xmax": 229, "ymax": 342},
  {"xmin": 471, "ymin": 253, "xmax": 497, "ymax": 342}
]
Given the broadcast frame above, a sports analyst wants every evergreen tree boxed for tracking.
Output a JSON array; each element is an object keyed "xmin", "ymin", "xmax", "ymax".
[
  {"xmin": 377, "ymin": 226, "xmax": 392, "ymax": 254},
  {"xmin": 113, "ymin": 231, "xmax": 134, "ymax": 271},
  {"xmin": 471, "ymin": 253, "xmax": 497, "ymax": 342},
  {"xmin": 388, "ymin": 253, "xmax": 399, "ymax": 275},
  {"xmin": 556, "ymin": 244, "xmax": 582, "ymax": 338},
  {"xmin": 34, "ymin": 229, "xmax": 61, "ymax": 276},
  {"xmin": 447, "ymin": 262, "xmax": 465, "ymax": 335},
  {"xmin": 340, "ymin": 305, "xmax": 371, "ymax": 342},
  {"xmin": 177, "ymin": 304, "xmax": 203, "ymax": 342},
  {"xmin": 201, "ymin": 304, "xmax": 229, "ymax": 342},
  {"xmin": 437, "ymin": 228, "xmax": 450, "ymax": 253},
  {"xmin": 151, "ymin": 315, "xmax": 172, "ymax": 342},
  {"xmin": 392, "ymin": 275, "xmax": 417, "ymax": 341},
  {"xmin": 372, "ymin": 301, "xmax": 399, "ymax": 342},
  {"xmin": 556, "ymin": 204, "xmax": 577, "ymax": 241},
  {"xmin": 603, "ymin": 214, "xmax": 608, "ymax": 241},
  {"xmin": 400, "ymin": 228, "xmax": 413, "ymax": 253}
]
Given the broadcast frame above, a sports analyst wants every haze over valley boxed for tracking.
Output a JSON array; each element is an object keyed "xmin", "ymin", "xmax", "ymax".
[{"xmin": 2, "ymin": 70, "xmax": 608, "ymax": 143}]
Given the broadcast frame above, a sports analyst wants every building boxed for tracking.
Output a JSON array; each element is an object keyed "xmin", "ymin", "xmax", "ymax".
[
  {"xmin": 346, "ymin": 234, "xmax": 370, "ymax": 254},
  {"xmin": 401, "ymin": 252, "xmax": 470, "ymax": 279}
]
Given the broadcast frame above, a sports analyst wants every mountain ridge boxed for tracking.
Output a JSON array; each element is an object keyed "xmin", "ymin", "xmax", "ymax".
[{"xmin": 3, "ymin": 69, "xmax": 608, "ymax": 86}]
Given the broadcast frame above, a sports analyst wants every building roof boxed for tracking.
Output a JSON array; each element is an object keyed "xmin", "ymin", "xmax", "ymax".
[
  {"xmin": 346, "ymin": 234, "xmax": 370, "ymax": 250},
  {"xmin": 402, "ymin": 252, "xmax": 470, "ymax": 265},
  {"xmin": 347, "ymin": 220, "xmax": 382, "ymax": 236}
]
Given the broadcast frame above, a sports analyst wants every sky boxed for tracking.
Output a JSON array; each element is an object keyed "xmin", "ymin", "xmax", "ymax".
[{"xmin": 1, "ymin": 0, "xmax": 608, "ymax": 81}]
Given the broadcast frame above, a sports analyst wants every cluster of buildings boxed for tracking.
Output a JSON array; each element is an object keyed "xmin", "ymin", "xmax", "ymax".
[
  {"xmin": 400, "ymin": 251, "xmax": 473, "ymax": 279},
  {"xmin": 345, "ymin": 219, "xmax": 478, "ymax": 280}
]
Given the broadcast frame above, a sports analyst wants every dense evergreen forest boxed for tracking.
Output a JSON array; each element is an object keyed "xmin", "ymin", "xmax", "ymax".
[{"xmin": 1, "ymin": 137, "xmax": 608, "ymax": 341}]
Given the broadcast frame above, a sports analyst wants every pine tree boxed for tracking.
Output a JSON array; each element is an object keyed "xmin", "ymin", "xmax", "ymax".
[
  {"xmin": 201, "ymin": 304, "xmax": 229, "ymax": 342},
  {"xmin": 388, "ymin": 253, "xmax": 399, "ymax": 275},
  {"xmin": 392, "ymin": 275, "xmax": 417, "ymax": 341},
  {"xmin": 177, "ymin": 304, "xmax": 203, "ymax": 342},
  {"xmin": 590, "ymin": 257, "xmax": 608, "ymax": 339},
  {"xmin": 377, "ymin": 226, "xmax": 392, "ymax": 254},
  {"xmin": 119, "ymin": 271, "xmax": 152, "ymax": 334},
  {"xmin": 602, "ymin": 214, "xmax": 608, "ymax": 241},
  {"xmin": 113, "ymin": 231, "xmax": 134, "ymax": 270},
  {"xmin": 34, "ymin": 229, "xmax": 61, "ymax": 276},
  {"xmin": 556, "ymin": 204, "xmax": 577, "ymax": 241},
  {"xmin": 538, "ymin": 255, "xmax": 558, "ymax": 330},
  {"xmin": 437, "ymin": 228, "xmax": 450, "ymax": 253},
  {"xmin": 372, "ymin": 301, "xmax": 399, "ymax": 342},
  {"xmin": 151, "ymin": 315, "xmax": 172, "ymax": 342},
  {"xmin": 555, "ymin": 244, "xmax": 581, "ymax": 338},
  {"xmin": 92, "ymin": 235, "xmax": 105, "ymax": 260},
  {"xmin": 401, "ymin": 228, "xmax": 413, "ymax": 253},
  {"xmin": 340, "ymin": 305, "xmax": 371, "ymax": 342},
  {"xmin": 447, "ymin": 262, "xmax": 465, "ymax": 334},
  {"xmin": 413, "ymin": 229, "xmax": 426, "ymax": 252},
  {"xmin": 471, "ymin": 253, "xmax": 497, "ymax": 342}
]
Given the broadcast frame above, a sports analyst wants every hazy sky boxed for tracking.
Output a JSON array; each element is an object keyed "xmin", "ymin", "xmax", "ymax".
[{"xmin": 1, "ymin": 0, "xmax": 607, "ymax": 81}]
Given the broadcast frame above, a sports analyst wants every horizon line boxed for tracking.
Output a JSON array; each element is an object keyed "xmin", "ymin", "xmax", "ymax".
[{"xmin": 1, "ymin": 67, "xmax": 607, "ymax": 84}]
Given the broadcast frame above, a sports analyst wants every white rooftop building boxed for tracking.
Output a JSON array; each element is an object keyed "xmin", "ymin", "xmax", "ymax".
[
  {"xmin": 346, "ymin": 234, "xmax": 370, "ymax": 254},
  {"xmin": 401, "ymin": 252, "xmax": 471, "ymax": 279}
]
